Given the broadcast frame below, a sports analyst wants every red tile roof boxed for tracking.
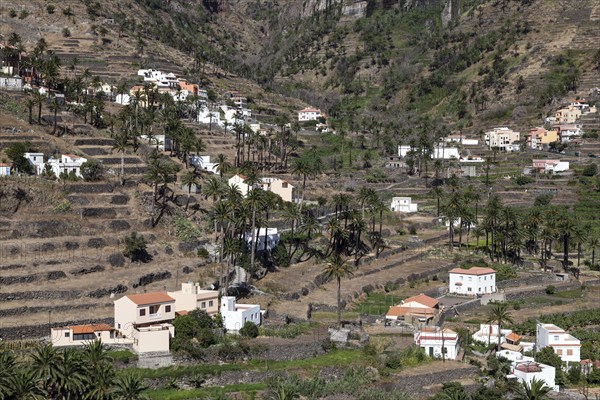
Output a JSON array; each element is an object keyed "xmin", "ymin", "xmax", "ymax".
[
  {"xmin": 126, "ymin": 292, "xmax": 174, "ymax": 305},
  {"xmin": 0, "ymin": 163, "xmax": 10, "ymax": 167},
  {"xmin": 449, "ymin": 267, "xmax": 496, "ymax": 276},
  {"xmin": 402, "ymin": 293, "xmax": 439, "ymax": 308},
  {"xmin": 506, "ymin": 332, "xmax": 522, "ymax": 343},
  {"xmin": 70, "ymin": 324, "xmax": 113, "ymax": 334}
]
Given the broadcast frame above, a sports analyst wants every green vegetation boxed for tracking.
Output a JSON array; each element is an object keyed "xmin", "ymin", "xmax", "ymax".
[
  {"xmin": 259, "ymin": 322, "xmax": 314, "ymax": 338},
  {"xmin": 512, "ymin": 307, "xmax": 600, "ymax": 334},
  {"xmin": 122, "ymin": 232, "xmax": 150, "ymax": 262}
]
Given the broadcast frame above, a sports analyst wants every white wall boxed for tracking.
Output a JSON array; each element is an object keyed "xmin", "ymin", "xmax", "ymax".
[
  {"xmin": 448, "ymin": 272, "xmax": 496, "ymax": 295},
  {"xmin": 133, "ymin": 327, "xmax": 171, "ymax": 353},
  {"xmin": 220, "ymin": 297, "xmax": 261, "ymax": 331}
]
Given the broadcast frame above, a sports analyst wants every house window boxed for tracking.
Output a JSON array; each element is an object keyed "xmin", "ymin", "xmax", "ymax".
[
  {"xmin": 165, "ymin": 305, "xmax": 171, "ymax": 313},
  {"xmin": 554, "ymin": 335, "xmax": 559, "ymax": 341},
  {"xmin": 65, "ymin": 332, "xmax": 70, "ymax": 338},
  {"xmin": 110, "ymin": 331, "xmax": 115, "ymax": 339},
  {"xmin": 556, "ymin": 349, "xmax": 563, "ymax": 355},
  {"xmin": 201, "ymin": 301, "xmax": 206, "ymax": 309},
  {"xmin": 139, "ymin": 309, "xmax": 146, "ymax": 317},
  {"xmin": 567, "ymin": 349, "xmax": 573, "ymax": 356},
  {"xmin": 209, "ymin": 301, "xmax": 213, "ymax": 307},
  {"xmin": 467, "ymin": 288, "xmax": 472, "ymax": 292},
  {"xmin": 478, "ymin": 288, "xmax": 481, "ymax": 292},
  {"xmin": 282, "ymin": 182, "xmax": 288, "ymax": 188},
  {"xmin": 73, "ymin": 333, "xmax": 95, "ymax": 341},
  {"xmin": 442, "ymin": 347, "xmax": 448, "ymax": 354},
  {"xmin": 149, "ymin": 305, "xmax": 159, "ymax": 315},
  {"xmin": 468, "ymin": 276, "xmax": 472, "ymax": 281}
]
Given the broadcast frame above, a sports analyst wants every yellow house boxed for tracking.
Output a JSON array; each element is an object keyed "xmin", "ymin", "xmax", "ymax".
[
  {"xmin": 527, "ymin": 127, "xmax": 558, "ymax": 149},
  {"xmin": 168, "ymin": 282, "xmax": 219, "ymax": 316}
]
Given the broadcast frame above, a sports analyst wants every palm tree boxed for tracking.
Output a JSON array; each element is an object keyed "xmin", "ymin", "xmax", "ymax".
[
  {"xmin": 588, "ymin": 236, "xmax": 599, "ymax": 267},
  {"xmin": 33, "ymin": 91, "xmax": 44, "ymax": 124},
  {"xmin": 112, "ymin": 132, "xmax": 129, "ymax": 186},
  {"xmin": 282, "ymin": 203, "xmax": 301, "ymax": 258},
  {"xmin": 214, "ymin": 153, "xmax": 232, "ymax": 178},
  {"xmin": 24, "ymin": 96, "xmax": 36, "ymax": 125},
  {"xmin": 82, "ymin": 339, "xmax": 112, "ymax": 373},
  {"xmin": 511, "ymin": 377, "xmax": 551, "ymax": 400},
  {"xmin": 5, "ymin": 368, "xmax": 46, "ymax": 400},
  {"xmin": 181, "ymin": 170, "xmax": 199, "ymax": 211},
  {"xmin": 30, "ymin": 343, "xmax": 59, "ymax": 395},
  {"xmin": 49, "ymin": 97, "xmax": 59, "ymax": 135},
  {"xmin": 204, "ymin": 176, "xmax": 224, "ymax": 203},
  {"xmin": 322, "ymin": 254, "xmax": 354, "ymax": 327},
  {"xmin": 245, "ymin": 186, "xmax": 264, "ymax": 283},
  {"xmin": 112, "ymin": 372, "xmax": 149, "ymax": 400},
  {"xmin": 486, "ymin": 302, "xmax": 514, "ymax": 351},
  {"xmin": 55, "ymin": 348, "xmax": 85, "ymax": 399}
]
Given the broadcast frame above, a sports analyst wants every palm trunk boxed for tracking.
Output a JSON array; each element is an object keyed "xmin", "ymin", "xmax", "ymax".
[
  {"xmin": 337, "ymin": 277, "xmax": 342, "ymax": 327},
  {"xmin": 120, "ymin": 152, "xmax": 125, "ymax": 185},
  {"xmin": 249, "ymin": 206, "xmax": 257, "ymax": 284}
]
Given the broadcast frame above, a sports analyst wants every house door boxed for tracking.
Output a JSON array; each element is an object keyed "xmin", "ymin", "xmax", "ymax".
[{"xmin": 428, "ymin": 347, "xmax": 433, "ymax": 357}]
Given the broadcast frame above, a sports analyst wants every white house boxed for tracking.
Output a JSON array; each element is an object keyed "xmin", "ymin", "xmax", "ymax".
[
  {"xmin": 167, "ymin": 282, "xmax": 219, "ymax": 316},
  {"xmin": 50, "ymin": 324, "xmax": 132, "ymax": 347},
  {"xmin": 141, "ymin": 134, "xmax": 172, "ymax": 151},
  {"xmin": 298, "ymin": 107, "xmax": 322, "ymax": 122},
  {"xmin": 509, "ymin": 361, "xmax": 559, "ymax": 392},
  {"xmin": 397, "ymin": 145, "xmax": 459, "ymax": 159},
  {"xmin": 0, "ymin": 163, "xmax": 10, "ymax": 176},
  {"xmin": 220, "ymin": 296, "xmax": 262, "ymax": 331},
  {"xmin": 43, "ymin": 154, "xmax": 88, "ymax": 178},
  {"xmin": 554, "ymin": 124, "xmax": 584, "ymax": 143},
  {"xmin": 414, "ymin": 327, "xmax": 459, "ymax": 360},
  {"xmin": 24, "ymin": 152, "xmax": 45, "ymax": 170},
  {"xmin": 473, "ymin": 323, "xmax": 514, "ymax": 345},
  {"xmin": 228, "ymin": 174, "xmax": 252, "ymax": 196},
  {"xmin": 260, "ymin": 177, "xmax": 296, "ymax": 202},
  {"xmin": 0, "ymin": 76, "xmax": 23, "ymax": 91},
  {"xmin": 189, "ymin": 155, "xmax": 218, "ymax": 174},
  {"xmin": 444, "ymin": 134, "xmax": 479, "ymax": 146},
  {"xmin": 448, "ymin": 267, "xmax": 496, "ymax": 296},
  {"xmin": 390, "ymin": 197, "xmax": 418, "ymax": 213},
  {"xmin": 245, "ymin": 227, "xmax": 280, "ymax": 251},
  {"xmin": 532, "ymin": 160, "xmax": 569, "ymax": 174},
  {"xmin": 197, "ymin": 106, "xmax": 222, "ymax": 127},
  {"xmin": 536, "ymin": 323, "xmax": 581, "ymax": 364}
]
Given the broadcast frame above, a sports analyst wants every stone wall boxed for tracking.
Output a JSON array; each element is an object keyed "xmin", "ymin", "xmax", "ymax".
[{"xmin": 392, "ymin": 365, "xmax": 480, "ymax": 395}]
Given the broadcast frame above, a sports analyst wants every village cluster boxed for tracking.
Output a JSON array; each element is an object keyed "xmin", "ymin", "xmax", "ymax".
[
  {"xmin": 384, "ymin": 267, "xmax": 582, "ymax": 392},
  {"xmin": 50, "ymin": 282, "xmax": 263, "ymax": 354}
]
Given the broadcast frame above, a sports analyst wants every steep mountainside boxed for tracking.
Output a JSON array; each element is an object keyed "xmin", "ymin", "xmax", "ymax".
[{"xmin": 2, "ymin": 0, "xmax": 599, "ymax": 132}]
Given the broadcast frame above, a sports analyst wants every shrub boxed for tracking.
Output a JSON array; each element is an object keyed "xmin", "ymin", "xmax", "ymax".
[
  {"xmin": 80, "ymin": 159, "xmax": 104, "ymax": 181},
  {"xmin": 122, "ymin": 232, "xmax": 150, "ymax": 262},
  {"xmin": 408, "ymin": 225, "xmax": 417, "ymax": 235},
  {"xmin": 9, "ymin": 9, "xmax": 17, "ymax": 18},
  {"xmin": 239, "ymin": 321, "xmax": 259, "ymax": 338},
  {"xmin": 46, "ymin": 4, "xmax": 55, "ymax": 14},
  {"xmin": 582, "ymin": 163, "xmax": 598, "ymax": 177},
  {"xmin": 62, "ymin": 28, "xmax": 71, "ymax": 37},
  {"xmin": 384, "ymin": 353, "xmax": 402, "ymax": 369},
  {"xmin": 515, "ymin": 175, "xmax": 534, "ymax": 185},
  {"xmin": 18, "ymin": 10, "xmax": 29, "ymax": 19},
  {"xmin": 197, "ymin": 248, "xmax": 209, "ymax": 258},
  {"xmin": 545, "ymin": 285, "xmax": 556, "ymax": 295},
  {"xmin": 52, "ymin": 201, "xmax": 72, "ymax": 213}
]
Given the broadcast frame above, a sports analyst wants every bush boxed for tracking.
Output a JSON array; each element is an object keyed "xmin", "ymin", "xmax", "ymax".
[
  {"xmin": 384, "ymin": 353, "xmax": 402, "ymax": 369},
  {"xmin": 515, "ymin": 175, "xmax": 534, "ymax": 185},
  {"xmin": 545, "ymin": 285, "xmax": 556, "ymax": 295},
  {"xmin": 18, "ymin": 10, "xmax": 29, "ymax": 19},
  {"xmin": 46, "ymin": 4, "xmax": 55, "ymax": 14},
  {"xmin": 9, "ymin": 9, "xmax": 17, "ymax": 18},
  {"xmin": 582, "ymin": 163, "xmax": 598, "ymax": 177},
  {"xmin": 408, "ymin": 225, "xmax": 417, "ymax": 235},
  {"xmin": 62, "ymin": 28, "xmax": 71, "ymax": 37},
  {"xmin": 239, "ymin": 321, "xmax": 259, "ymax": 338},
  {"xmin": 197, "ymin": 248, "xmax": 209, "ymax": 258},
  {"xmin": 80, "ymin": 159, "xmax": 104, "ymax": 181},
  {"xmin": 122, "ymin": 232, "xmax": 150, "ymax": 262}
]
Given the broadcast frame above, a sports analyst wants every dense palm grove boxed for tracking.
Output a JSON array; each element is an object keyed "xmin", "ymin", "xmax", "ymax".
[
  {"xmin": 0, "ymin": 341, "xmax": 147, "ymax": 400},
  {"xmin": 439, "ymin": 182, "xmax": 598, "ymax": 273}
]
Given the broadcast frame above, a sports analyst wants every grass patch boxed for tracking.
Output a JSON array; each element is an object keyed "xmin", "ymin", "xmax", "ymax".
[
  {"xmin": 146, "ymin": 383, "xmax": 266, "ymax": 400},
  {"xmin": 310, "ymin": 310, "xmax": 360, "ymax": 322},
  {"xmin": 354, "ymin": 292, "xmax": 405, "ymax": 315},
  {"xmin": 107, "ymin": 349, "xmax": 137, "ymax": 364},
  {"xmin": 134, "ymin": 349, "xmax": 364, "ymax": 380},
  {"xmin": 259, "ymin": 322, "xmax": 315, "ymax": 338},
  {"xmin": 553, "ymin": 288, "xmax": 582, "ymax": 299}
]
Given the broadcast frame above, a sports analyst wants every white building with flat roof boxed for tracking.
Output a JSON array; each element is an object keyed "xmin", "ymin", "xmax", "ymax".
[
  {"xmin": 414, "ymin": 327, "xmax": 459, "ymax": 360},
  {"xmin": 390, "ymin": 197, "xmax": 418, "ymax": 213},
  {"xmin": 298, "ymin": 107, "xmax": 322, "ymax": 122},
  {"xmin": 448, "ymin": 267, "xmax": 496, "ymax": 295},
  {"xmin": 509, "ymin": 361, "xmax": 559, "ymax": 392},
  {"xmin": 220, "ymin": 296, "xmax": 262, "ymax": 331},
  {"xmin": 536, "ymin": 323, "xmax": 581, "ymax": 364}
]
